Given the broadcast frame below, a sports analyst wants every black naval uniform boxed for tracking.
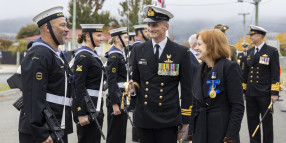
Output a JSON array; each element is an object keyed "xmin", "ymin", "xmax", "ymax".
[
  {"xmin": 105, "ymin": 46, "xmax": 128, "ymax": 143},
  {"xmin": 243, "ymin": 43, "xmax": 280, "ymax": 143},
  {"xmin": 129, "ymin": 39, "xmax": 144, "ymax": 142},
  {"xmin": 73, "ymin": 46, "xmax": 105, "ymax": 143},
  {"xmin": 237, "ymin": 52, "xmax": 248, "ymax": 74},
  {"xmin": 190, "ymin": 58, "xmax": 244, "ymax": 143},
  {"xmin": 19, "ymin": 38, "xmax": 73, "ymax": 143},
  {"xmin": 131, "ymin": 38, "xmax": 193, "ymax": 143}
]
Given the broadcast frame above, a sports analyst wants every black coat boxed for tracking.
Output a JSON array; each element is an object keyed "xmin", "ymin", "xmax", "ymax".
[
  {"xmin": 105, "ymin": 46, "xmax": 127, "ymax": 106},
  {"xmin": 20, "ymin": 39, "xmax": 73, "ymax": 142},
  {"xmin": 132, "ymin": 39, "xmax": 193, "ymax": 129},
  {"xmin": 242, "ymin": 44, "xmax": 280, "ymax": 96},
  {"xmin": 237, "ymin": 52, "xmax": 247, "ymax": 74},
  {"xmin": 190, "ymin": 58, "xmax": 244, "ymax": 143},
  {"xmin": 73, "ymin": 46, "xmax": 105, "ymax": 119}
]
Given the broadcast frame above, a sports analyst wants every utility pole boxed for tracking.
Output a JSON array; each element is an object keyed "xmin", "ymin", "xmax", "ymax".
[
  {"xmin": 238, "ymin": 0, "xmax": 261, "ymax": 26},
  {"xmin": 72, "ymin": 0, "xmax": 76, "ymax": 51},
  {"xmin": 238, "ymin": 13, "xmax": 250, "ymax": 43},
  {"xmin": 254, "ymin": 0, "xmax": 260, "ymax": 26}
]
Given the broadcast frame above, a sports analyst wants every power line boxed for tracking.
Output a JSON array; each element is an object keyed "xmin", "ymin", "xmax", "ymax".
[{"xmin": 167, "ymin": 1, "xmax": 237, "ymax": 7}]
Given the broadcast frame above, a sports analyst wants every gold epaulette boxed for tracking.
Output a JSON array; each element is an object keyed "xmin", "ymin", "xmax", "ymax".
[
  {"xmin": 271, "ymin": 82, "xmax": 282, "ymax": 91},
  {"xmin": 181, "ymin": 106, "xmax": 192, "ymax": 116},
  {"xmin": 242, "ymin": 83, "xmax": 247, "ymax": 90},
  {"xmin": 133, "ymin": 82, "xmax": 140, "ymax": 91}
]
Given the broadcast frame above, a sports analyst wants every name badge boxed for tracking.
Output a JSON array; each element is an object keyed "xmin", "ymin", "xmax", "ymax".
[{"xmin": 139, "ymin": 59, "xmax": 147, "ymax": 65}]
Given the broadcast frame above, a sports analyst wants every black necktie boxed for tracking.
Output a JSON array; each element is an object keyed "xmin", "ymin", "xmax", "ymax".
[
  {"xmin": 256, "ymin": 47, "xmax": 259, "ymax": 54},
  {"xmin": 155, "ymin": 44, "xmax": 160, "ymax": 60}
]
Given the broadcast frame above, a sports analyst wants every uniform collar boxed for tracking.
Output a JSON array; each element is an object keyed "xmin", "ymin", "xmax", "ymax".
[
  {"xmin": 152, "ymin": 36, "xmax": 168, "ymax": 50},
  {"xmin": 255, "ymin": 42, "xmax": 265, "ymax": 52}
]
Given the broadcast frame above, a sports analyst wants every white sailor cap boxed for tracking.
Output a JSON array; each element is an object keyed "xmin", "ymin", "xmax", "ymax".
[
  {"xmin": 33, "ymin": 6, "xmax": 64, "ymax": 27},
  {"xmin": 247, "ymin": 25, "xmax": 268, "ymax": 35},
  {"xmin": 80, "ymin": 24, "xmax": 104, "ymax": 32},
  {"xmin": 109, "ymin": 27, "xmax": 128, "ymax": 37},
  {"xmin": 129, "ymin": 32, "xmax": 136, "ymax": 37},
  {"xmin": 241, "ymin": 42, "xmax": 249, "ymax": 48},
  {"xmin": 133, "ymin": 24, "xmax": 148, "ymax": 30},
  {"xmin": 143, "ymin": 5, "xmax": 174, "ymax": 23}
]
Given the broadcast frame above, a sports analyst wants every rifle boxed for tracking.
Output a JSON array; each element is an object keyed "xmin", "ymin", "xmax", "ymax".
[
  {"xmin": 44, "ymin": 103, "xmax": 65, "ymax": 143},
  {"xmin": 76, "ymin": 91, "xmax": 106, "ymax": 140}
]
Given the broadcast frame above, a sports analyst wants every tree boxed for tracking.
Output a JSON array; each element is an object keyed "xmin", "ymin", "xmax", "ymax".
[
  {"xmin": 8, "ymin": 40, "xmax": 28, "ymax": 54},
  {"xmin": 0, "ymin": 38, "xmax": 13, "ymax": 50},
  {"xmin": 118, "ymin": 0, "xmax": 152, "ymax": 29},
  {"xmin": 67, "ymin": 0, "xmax": 119, "ymax": 29},
  {"xmin": 16, "ymin": 24, "xmax": 40, "ymax": 40},
  {"xmin": 274, "ymin": 33, "xmax": 286, "ymax": 56}
]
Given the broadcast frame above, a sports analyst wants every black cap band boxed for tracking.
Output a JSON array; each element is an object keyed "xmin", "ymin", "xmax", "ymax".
[
  {"xmin": 82, "ymin": 28, "xmax": 103, "ymax": 33},
  {"xmin": 111, "ymin": 30, "xmax": 127, "ymax": 37},
  {"xmin": 249, "ymin": 29, "xmax": 266, "ymax": 35},
  {"xmin": 37, "ymin": 12, "xmax": 64, "ymax": 27}
]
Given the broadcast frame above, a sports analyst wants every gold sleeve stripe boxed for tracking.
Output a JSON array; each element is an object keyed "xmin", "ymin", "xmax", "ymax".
[
  {"xmin": 181, "ymin": 112, "xmax": 191, "ymax": 116},
  {"xmin": 133, "ymin": 82, "xmax": 140, "ymax": 91},
  {"xmin": 181, "ymin": 109, "xmax": 192, "ymax": 112},
  {"xmin": 271, "ymin": 82, "xmax": 281, "ymax": 91},
  {"xmin": 242, "ymin": 83, "xmax": 247, "ymax": 90}
]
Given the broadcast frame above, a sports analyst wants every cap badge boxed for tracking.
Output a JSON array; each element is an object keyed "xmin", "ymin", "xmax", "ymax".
[{"xmin": 148, "ymin": 8, "xmax": 155, "ymax": 17}]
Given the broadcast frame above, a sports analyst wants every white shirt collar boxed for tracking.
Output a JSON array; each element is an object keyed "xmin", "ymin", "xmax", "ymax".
[
  {"xmin": 255, "ymin": 42, "xmax": 265, "ymax": 52},
  {"xmin": 190, "ymin": 49, "xmax": 198, "ymax": 58},
  {"xmin": 152, "ymin": 37, "xmax": 168, "ymax": 51}
]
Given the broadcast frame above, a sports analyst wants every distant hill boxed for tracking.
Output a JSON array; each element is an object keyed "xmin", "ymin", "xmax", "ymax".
[
  {"xmin": 0, "ymin": 17, "xmax": 33, "ymax": 33},
  {"xmin": 0, "ymin": 16, "xmax": 285, "ymax": 45}
]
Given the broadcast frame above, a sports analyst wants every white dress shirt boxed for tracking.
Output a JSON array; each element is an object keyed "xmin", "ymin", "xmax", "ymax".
[
  {"xmin": 254, "ymin": 42, "xmax": 265, "ymax": 55},
  {"xmin": 152, "ymin": 37, "xmax": 168, "ymax": 58}
]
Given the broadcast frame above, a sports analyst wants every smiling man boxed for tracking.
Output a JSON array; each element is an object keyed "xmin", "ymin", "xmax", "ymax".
[
  {"xmin": 19, "ymin": 6, "xmax": 73, "ymax": 143},
  {"xmin": 243, "ymin": 25, "xmax": 280, "ymax": 143},
  {"xmin": 130, "ymin": 5, "xmax": 193, "ymax": 143}
]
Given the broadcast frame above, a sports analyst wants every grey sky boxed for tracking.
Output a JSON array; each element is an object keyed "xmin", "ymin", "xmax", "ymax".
[{"xmin": 0, "ymin": 0, "xmax": 285, "ymax": 24}]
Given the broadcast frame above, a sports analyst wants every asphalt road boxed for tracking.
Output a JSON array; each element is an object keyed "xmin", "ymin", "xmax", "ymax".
[{"xmin": 1, "ymin": 91, "xmax": 286, "ymax": 143}]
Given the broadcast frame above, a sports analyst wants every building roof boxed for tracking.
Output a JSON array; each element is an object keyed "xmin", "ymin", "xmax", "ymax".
[{"xmin": 22, "ymin": 29, "xmax": 111, "ymax": 41}]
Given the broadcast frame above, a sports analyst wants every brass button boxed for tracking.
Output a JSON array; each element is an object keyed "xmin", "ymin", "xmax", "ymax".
[
  {"xmin": 145, "ymin": 95, "xmax": 148, "ymax": 98},
  {"xmin": 161, "ymin": 83, "xmax": 164, "ymax": 86},
  {"xmin": 159, "ymin": 103, "xmax": 162, "ymax": 106},
  {"xmin": 160, "ymin": 89, "xmax": 163, "ymax": 93},
  {"xmin": 144, "ymin": 101, "xmax": 147, "ymax": 105},
  {"xmin": 146, "ymin": 81, "xmax": 149, "ymax": 85},
  {"xmin": 257, "ymin": 67, "xmax": 259, "ymax": 69},
  {"xmin": 159, "ymin": 96, "xmax": 163, "ymax": 99},
  {"xmin": 251, "ymin": 67, "xmax": 253, "ymax": 69},
  {"xmin": 250, "ymin": 76, "xmax": 253, "ymax": 78},
  {"xmin": 257, "ymin": 76, "xmax": 259, "ymax": 78},
  {"xmin": 250, "ymin": 80, "xmax": 252, "ymax": 83},
  {"xmin": 251, "ymin": 71, "xmax": 253, "ymax": 73},
  {"xmin": 257, "ymin": 72, "xmax": 259, "ymax": 74},
  {"xmin": 256, "ymin": 81, "xmax": 259, "ymax": 83},
  {"xmin": 145, "ymin": 88, "xmax": 149, "ymax": 91}
]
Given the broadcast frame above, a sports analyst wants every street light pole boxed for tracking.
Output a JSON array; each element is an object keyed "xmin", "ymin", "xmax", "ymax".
[
  {"xmin": 72, "ymin": 0, "xmax": 76, "ymax": 50},
  {"xmin": 239, "ymin": 13, "xmax": 250, "ymax": 42},
  {"xmin": 253, "ymin": 0, "xmax": 261, "ymax": 26}
]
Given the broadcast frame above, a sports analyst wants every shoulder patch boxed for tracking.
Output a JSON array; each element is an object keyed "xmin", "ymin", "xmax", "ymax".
[
  {"xmin": 112, "ymin": 68, "xmax": 116, "ymax": 73},
  {"xmin": 76, "ymin": 65, "xmax": 82, "ymax": 71},
  {"xmin": 36, "ymin": 72, "xmax": 42, "ymax": 80},
  {"xmin": 80, "ymin": 55, "xmax": 86, "ymax": 58}
]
